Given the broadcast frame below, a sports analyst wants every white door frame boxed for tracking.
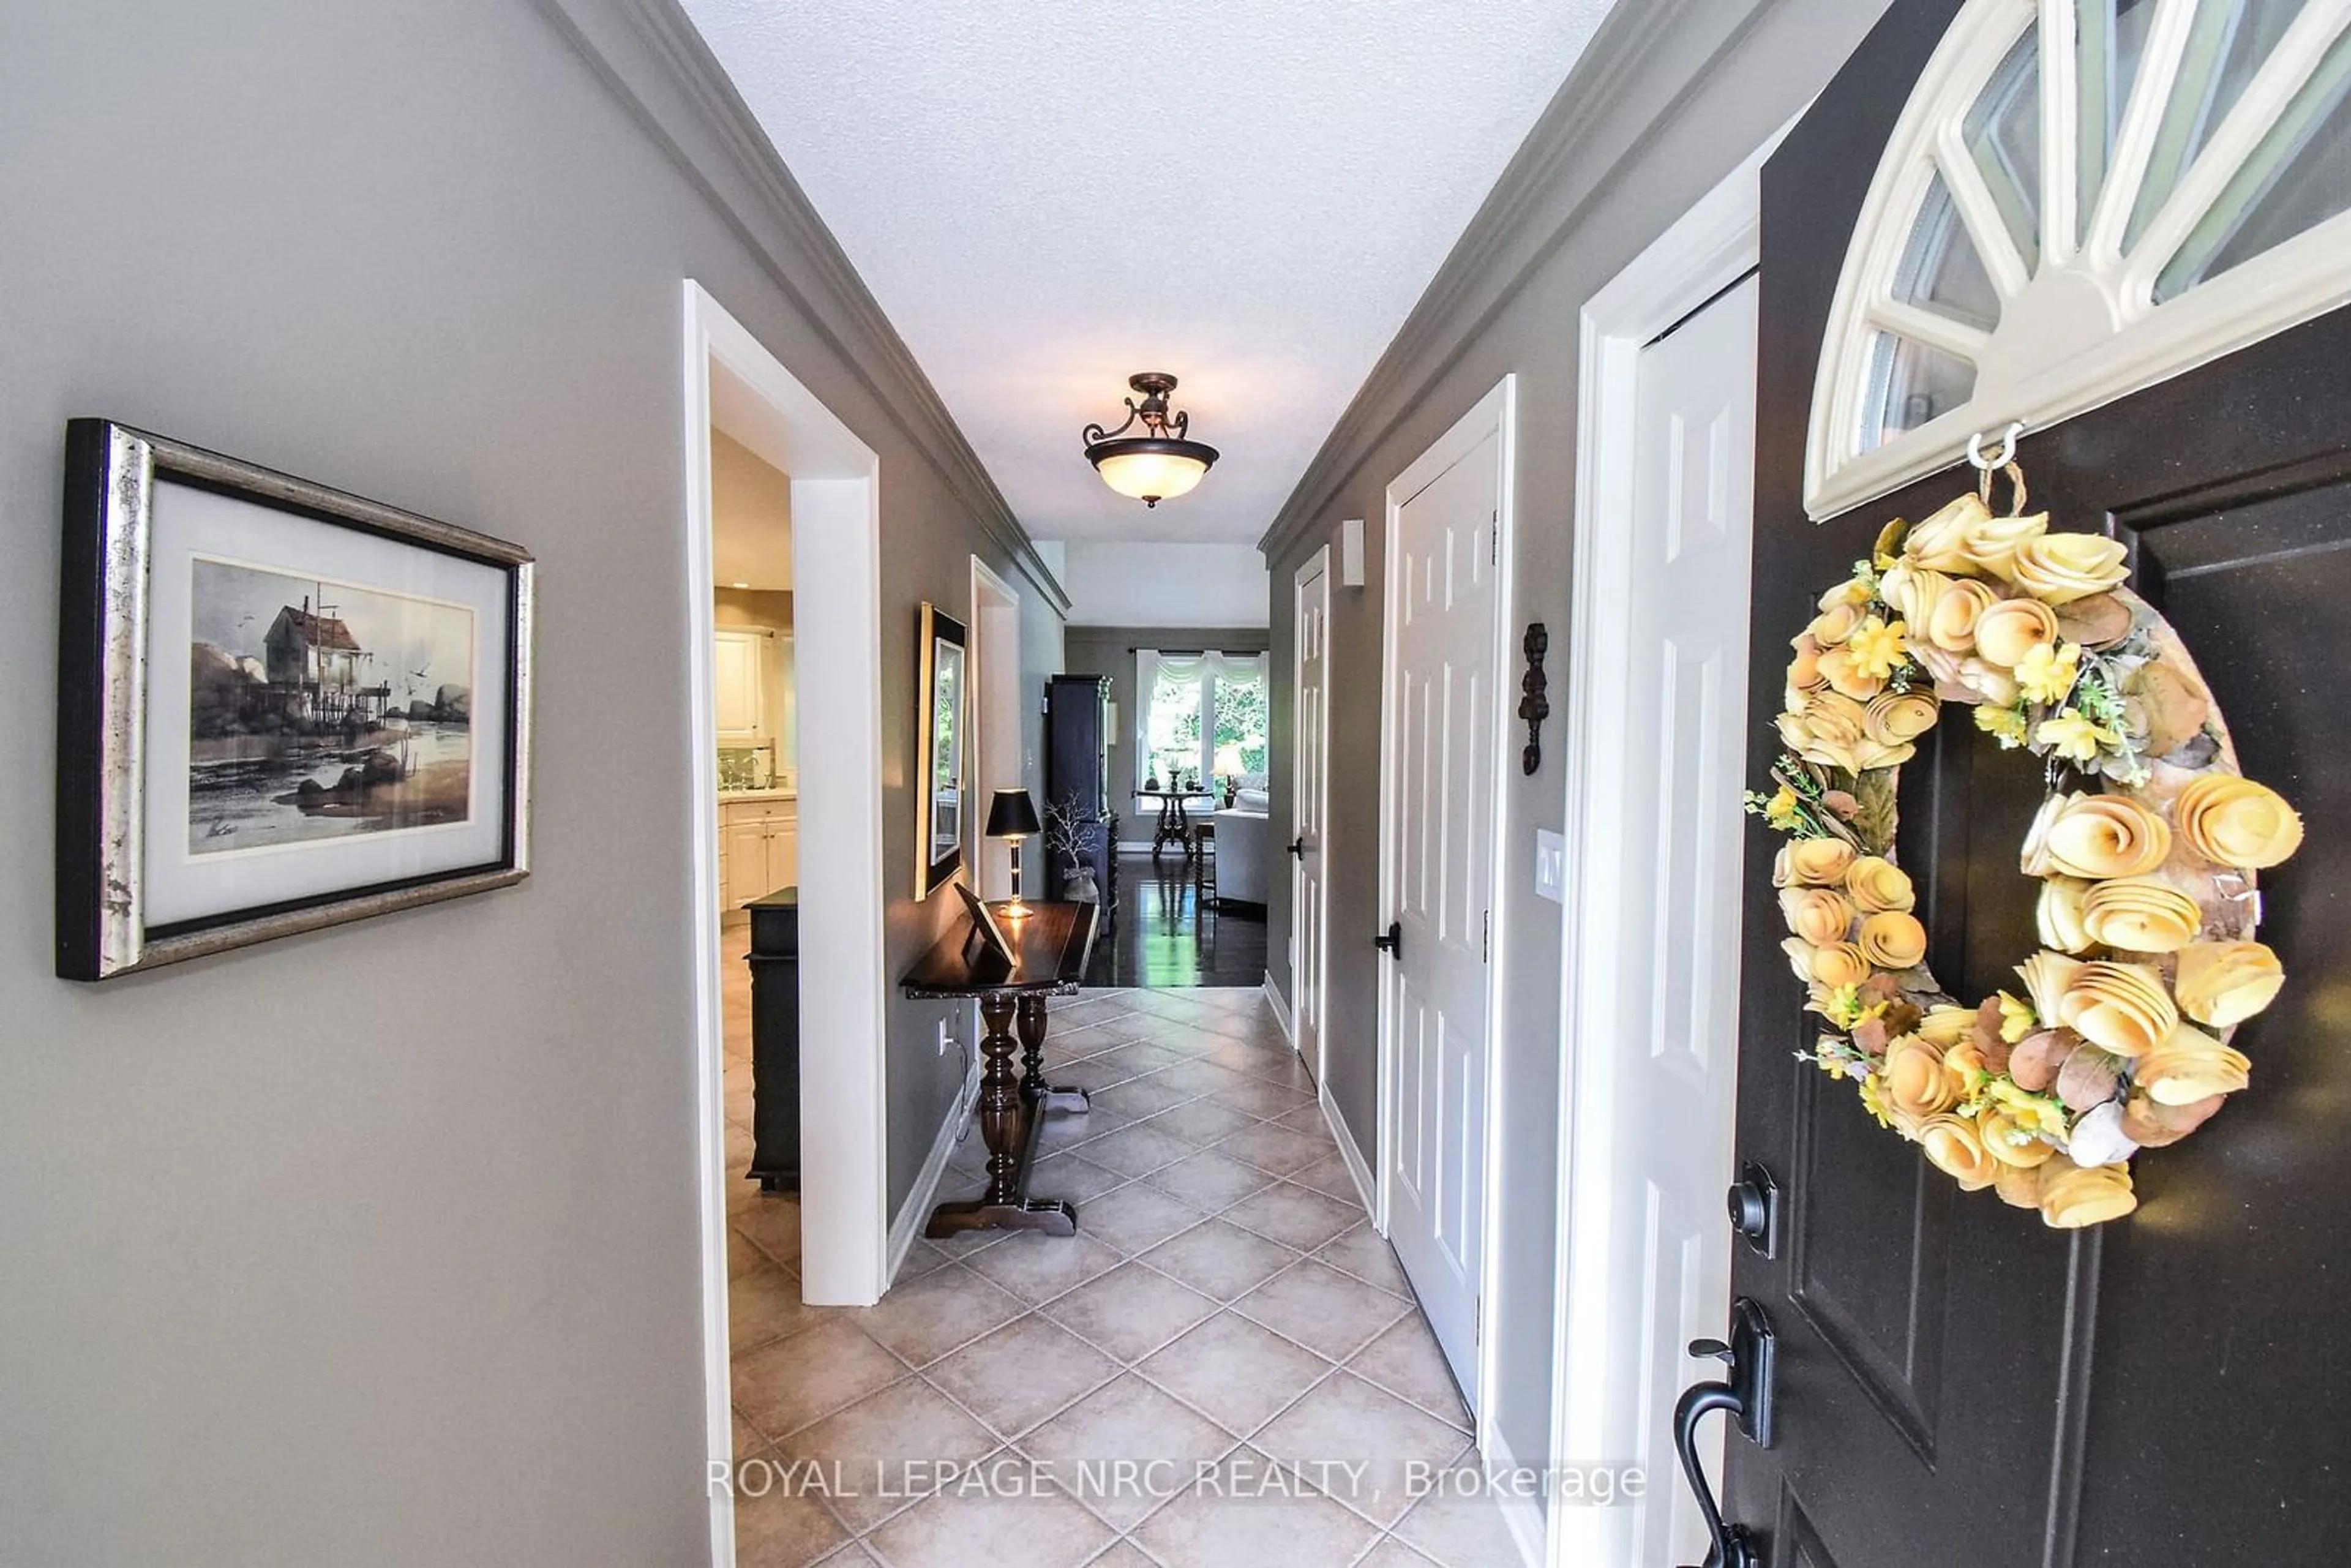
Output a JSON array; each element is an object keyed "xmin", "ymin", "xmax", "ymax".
[
  {"xmin": 1544, "ymin": 139, "xmax": 1777, "ymax": 1568},
  {"xmin": 683, "ymin": 280, "xmax": 889, "ymax": 1567},
  {"xmin": 1291, "ymin": 544, "xmax": 1332, "ymax": 1086},
  {"xmin": 968, "ymin": 555, "xmax": 1023, "ymax": 901},
  {"xmin": 1376, "ymin": 374, "xmax": 1517, "ymax": 1447}
]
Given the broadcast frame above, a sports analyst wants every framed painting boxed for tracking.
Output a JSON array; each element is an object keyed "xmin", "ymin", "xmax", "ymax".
[
  {"xmin": 915, "ymin": 601, "xmax": 968, "ymax": 899},
  {"xmin": 56, "ymin": 419, "xmax": 534, "ymax": 980}
]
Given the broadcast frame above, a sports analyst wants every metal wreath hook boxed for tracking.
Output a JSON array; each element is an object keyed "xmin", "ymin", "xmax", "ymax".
[{"xmin": 1967, "ymin": 420, "xmax": 2027, "ymax": 472}]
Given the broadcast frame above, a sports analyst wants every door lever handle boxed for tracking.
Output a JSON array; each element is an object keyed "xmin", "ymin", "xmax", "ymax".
[
  {"xmin": 1672, "ymin": 1297, "xmax": 1775, "ymax": 1568},
  {"xmin": 1373, "ymin": 920, "xmax": 1403, "ymax": 961},
  {"xmin": 1675, "ymin": 1386, "xmax": 1760, "ymax": 1568},
  {"xmin": 1287, "ymin": 836, "xmax": 1308, "ymax": 860}
]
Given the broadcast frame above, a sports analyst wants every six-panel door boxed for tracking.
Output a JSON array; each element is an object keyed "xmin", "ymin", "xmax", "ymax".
[{"xmin": 1727, "ymin": 2, "xmax": 2351, "ymax": 1561}]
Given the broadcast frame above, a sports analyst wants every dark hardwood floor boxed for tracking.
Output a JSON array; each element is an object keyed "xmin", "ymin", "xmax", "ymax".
[{"xmin": 1084, "ymin": 852, "xmax": 1267, "ymax": 989}]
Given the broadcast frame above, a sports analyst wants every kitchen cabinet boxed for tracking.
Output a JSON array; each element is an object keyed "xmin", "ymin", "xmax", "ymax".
[
  {"xmin": 713, "ymin": 628, "xmax": 767, "ymax": 743},
  {"xmin": 719, "ymin": 796, "xmax": 797, "ymax": 911}
]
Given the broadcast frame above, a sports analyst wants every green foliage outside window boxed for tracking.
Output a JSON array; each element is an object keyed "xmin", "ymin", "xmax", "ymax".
[
  {"xmin": 1213, "ymin": 667, "xmax": 1268, "ymax": 778},
  {"xmin": 1146, "ymin": 664, "xmax": 1202, "ymax": 785},
  {"xmin": 1142, "ymin": 654, "xmax": 1267, "ymax": 786}
]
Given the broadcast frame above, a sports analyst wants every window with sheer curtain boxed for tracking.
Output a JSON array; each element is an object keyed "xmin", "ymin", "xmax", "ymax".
[{"xmin": 1134, "ymin": 650, "xmax": 1269, "ymax": 792}]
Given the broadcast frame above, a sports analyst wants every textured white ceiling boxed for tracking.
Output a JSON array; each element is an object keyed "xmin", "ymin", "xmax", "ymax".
[{"xmin": 681, "ymin": 0, "xmax": 1616, "ymax": 544}]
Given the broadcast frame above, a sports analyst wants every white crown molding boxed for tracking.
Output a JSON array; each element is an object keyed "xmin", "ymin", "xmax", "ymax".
[
  {"xmin": 1256, "ymin": 0, "xmax": 1761, "ymax": 561},
  {"xmin": 534, "ymin": 0, "xmax": 1072, "ymax": 615}
]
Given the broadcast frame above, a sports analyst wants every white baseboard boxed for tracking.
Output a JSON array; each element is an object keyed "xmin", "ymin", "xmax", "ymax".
[
  {"xmin": 1319, "ymin": 1085, "xmax": 1379, "ymax": 1220},
  {"xmin": 1262, "ymin": 972, "xmax": 1294, "ymax": 1046},
  {"xmin": 1115, "ymin": 839, "xmax": 1155, "ymax": 855},
  {"xmin": 886, "ymin": 1056, "xmax": 982, "ymax": 1286},
  {"xmin": 1480, "ymin": 1420, "xmax": 1547, "ymax": 1567}
]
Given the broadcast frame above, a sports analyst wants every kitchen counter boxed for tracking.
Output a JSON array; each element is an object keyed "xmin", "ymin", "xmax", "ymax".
[{"xmin": 719, "ymin": 787, "xmax": 797, "ymax": 803}]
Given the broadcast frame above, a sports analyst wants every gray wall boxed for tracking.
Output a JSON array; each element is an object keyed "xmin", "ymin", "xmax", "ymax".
[
  {"xmin": 0, "ymin": 1, "xmax": 1060, "ymax": 1562},
  {"xmin": 1259, "ymin": 0, "xmax": 1894, "ymax": 1491},
  {"xmin": 1062, "ymin": 625, "xmax": 1272, "ymax": 844}
]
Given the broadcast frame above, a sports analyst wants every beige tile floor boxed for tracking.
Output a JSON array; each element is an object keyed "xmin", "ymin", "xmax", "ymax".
[{"xmin": 721, "ymin": 962, "xmax": 1524, "ymax": 1567}]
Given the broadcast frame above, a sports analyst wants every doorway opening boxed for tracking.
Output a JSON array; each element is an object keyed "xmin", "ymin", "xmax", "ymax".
[
  {"xmin": 1054, "ymin": 628, "xmax": 1273, "ymax": 991},
  {"xmin": 969, "ymin": 559, "xmax": 1024, "ymax": 902},
  {"xmin": 683, "ymin": 281, "xmax": 888, "ymax": 1564},
  {"xmin": 712, "ymin": 431, "xmax": 798, "ymax": 917}
]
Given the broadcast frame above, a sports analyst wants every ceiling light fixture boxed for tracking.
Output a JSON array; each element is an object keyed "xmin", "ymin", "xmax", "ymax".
[{"xmin": 1082, "ymin": 372, "xmax": 1218, "ymax": 508}]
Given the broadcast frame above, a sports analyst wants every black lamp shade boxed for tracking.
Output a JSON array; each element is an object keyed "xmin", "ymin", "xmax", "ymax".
[{"xmin": 985, "ymin": 787, "xmax": 1042, "ymax": 839}]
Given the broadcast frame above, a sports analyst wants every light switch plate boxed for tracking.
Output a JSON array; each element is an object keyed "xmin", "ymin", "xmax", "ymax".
[{"xmin": 1534, "ymin": 828, "xmax": 1566, "ymax": 904}]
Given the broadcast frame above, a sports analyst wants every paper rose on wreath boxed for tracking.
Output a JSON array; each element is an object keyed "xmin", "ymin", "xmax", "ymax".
[{"xmin": 1747, "ymin": 477, "xmax": 2303, "ymax": 1228}]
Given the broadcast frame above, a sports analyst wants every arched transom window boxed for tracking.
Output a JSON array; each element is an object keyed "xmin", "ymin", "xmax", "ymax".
[{"xmin": 1807, "ymin": 0, "xmax": 2351, "ymax": 519}]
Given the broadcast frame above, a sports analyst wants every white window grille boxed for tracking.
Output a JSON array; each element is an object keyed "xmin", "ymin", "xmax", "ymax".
[{"xmin": 1807, "ymin": 0, "xmax": 2351, "ymax": 520}]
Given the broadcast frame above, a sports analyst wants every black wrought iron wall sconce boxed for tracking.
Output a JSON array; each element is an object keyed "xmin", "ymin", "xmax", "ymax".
[{"xmin": 1518, "ymin": 622, "xmax": 1550, "ymax": 775}]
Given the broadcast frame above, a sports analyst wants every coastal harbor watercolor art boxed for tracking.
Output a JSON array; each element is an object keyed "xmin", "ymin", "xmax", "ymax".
[{"xmin": 187, "ymin": 558, "xmax": 476, "ymax": 854}]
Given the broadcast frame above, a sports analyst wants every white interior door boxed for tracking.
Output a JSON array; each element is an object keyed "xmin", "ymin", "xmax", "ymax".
[
  {"xmin": 1564, "ymin": 277, "xmax": 1757, "ymax": 1567},
  {"xmin": 1292, "ymin": 550, "xmax": 1331, "ymax": 1084},
  {"xmin": 1382, "ymin": 424, "xmax": 1503, "ymax": 1405}
]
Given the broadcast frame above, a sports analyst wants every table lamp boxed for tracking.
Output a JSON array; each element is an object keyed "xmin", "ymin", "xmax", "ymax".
[
  {"xmin": 984, "ymin": 787, "xmax": 1043, "ymax": 917},
  {"xmin": 1214, "ymin": 744, "xmax": 1245, "ymax": 808}
]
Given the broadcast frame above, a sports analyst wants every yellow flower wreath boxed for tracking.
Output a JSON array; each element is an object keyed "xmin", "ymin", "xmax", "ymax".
[{"xmin": 1748, "ymin": 486, "xmax": 2304, "ymax": 1228}]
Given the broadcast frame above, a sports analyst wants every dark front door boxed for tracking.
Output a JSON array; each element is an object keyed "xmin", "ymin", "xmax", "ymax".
[{"xmin": 1720, "ymin": 3, "xmax": 2351, "ymax": 1564}]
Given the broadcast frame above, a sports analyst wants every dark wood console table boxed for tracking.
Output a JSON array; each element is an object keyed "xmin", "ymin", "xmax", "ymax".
[{"xmin": 901, "ymin": 898, "xmax": 1100, "ymax": 1237}]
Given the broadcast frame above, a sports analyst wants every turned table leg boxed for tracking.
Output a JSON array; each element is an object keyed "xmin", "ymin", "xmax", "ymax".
[
  {"xmin": 1019, "ymin": 994, "xmax": 1091, "ymax": 1117},
  {"xmin": 974, "ymin": 992, "xmax": 1024, "ymax": 1207},
  {"xmin": 1017, "ymin": 993, "xmax": 1049, "ymax": 1104}
]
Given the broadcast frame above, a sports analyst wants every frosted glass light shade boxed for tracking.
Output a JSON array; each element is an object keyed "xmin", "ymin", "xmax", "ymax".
[{"xmin": 1091, "ymin": 443, "xmax": 1212, "ymax": 505}]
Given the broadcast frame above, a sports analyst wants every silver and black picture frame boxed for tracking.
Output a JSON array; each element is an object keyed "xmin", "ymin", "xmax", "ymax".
[
  {"xmin": 914, "ymin": 601, "xmax": 968, "ymax": 901},
  {"xmin": 56, "ymin": 419, "xmax": 534, "ymax": 980}
]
